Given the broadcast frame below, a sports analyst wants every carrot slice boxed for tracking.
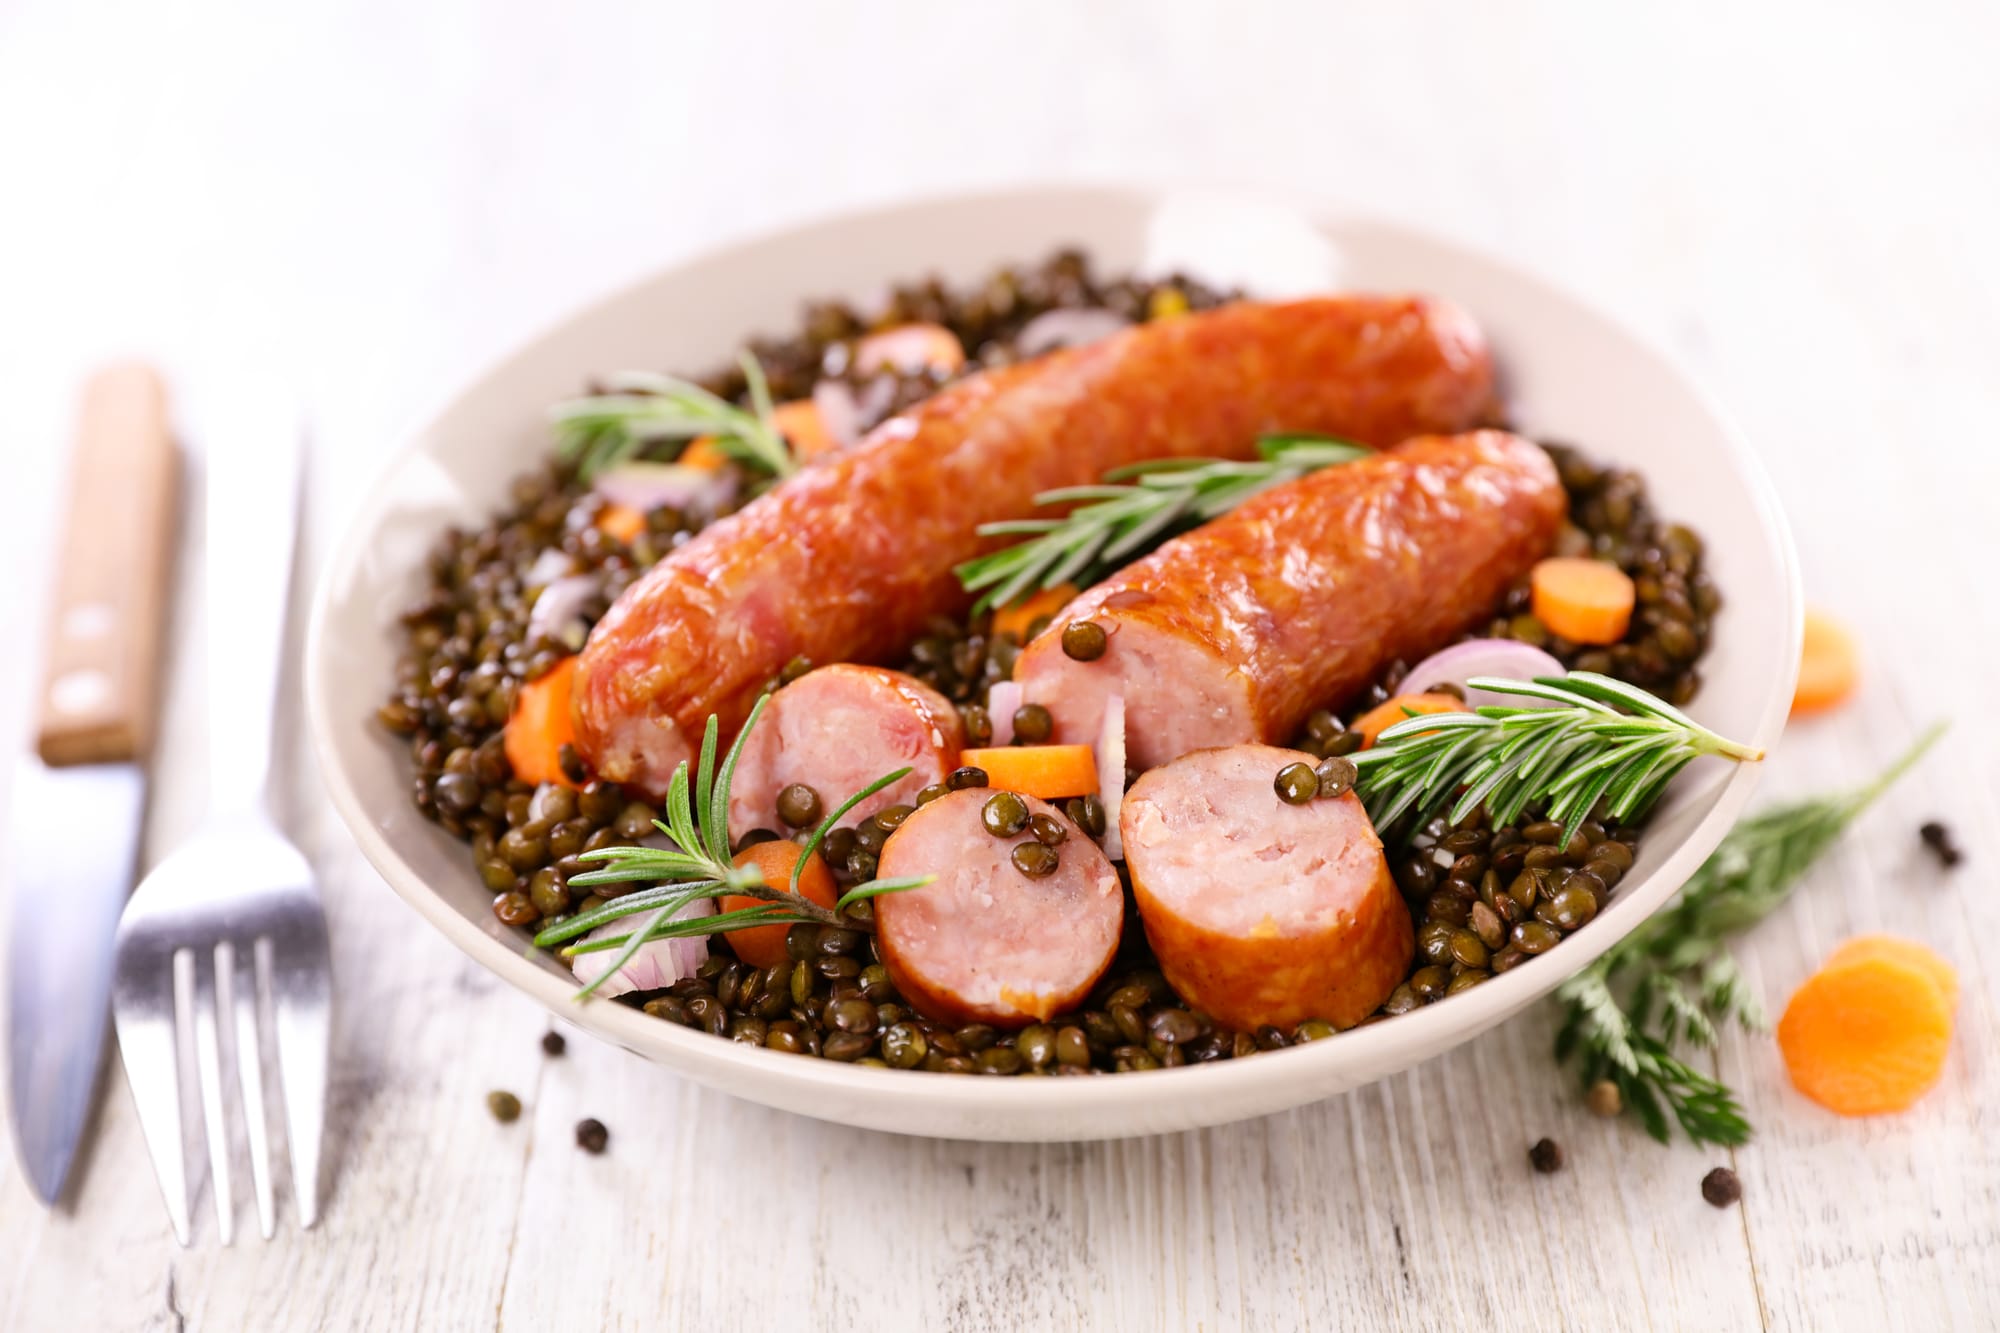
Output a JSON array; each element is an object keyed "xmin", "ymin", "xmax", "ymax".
[
  {"xmin": 958, "ymin": 745, "xmax": 1099, "ymax": 800},
  {"xmin": 1777, "ymin": 956, "xmax": 1952, "ymax": 1116},
  {"xmin": 1824, "ymin": 935, "xmax": 1958, "ymax": 1010},
  {"xmin": 721, "ymin": 841, "xmax": 838, "ymax": 969},
  {"xmin": 991, "ymin": 583, "xmax": 1079, "ymax": 641},
  {"xmin": 772, "ymin": 399, "xmax": 836, "ymax": 459},
  {"xmin": 855, "ymin": 322, "xmax": 966, "ymax": 377},
  {"xmin": 594, "ymin": 502, "xmax": 646, "ymax": 544},
  {"xmin": 504, "ymin": 656, "xmax": 579, "ymax": 788},
  {"xmin": 680, "ymin": 436, "xmax": 731, "ymax": 471},
  {"xmin": 1351, "ymin": 694, "xmax": 1467, "ymax": 749},
  {"xmin": 1531, "ymin": 557, "xmax": 1636, "ymax": 645},
  {"xmin": 1793, "ymin": 608, "xmax": 1860, "ymax": 715}
]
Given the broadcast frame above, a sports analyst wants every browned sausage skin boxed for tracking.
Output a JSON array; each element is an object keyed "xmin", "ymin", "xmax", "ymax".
[
  {"xmin": 572, "ymin": 297, "xmax": 1497, "ymax": 797},
  {"xmin": 725, "ymin": 665, "xmax": 963, "ymax": 844},
  {"xmin": 1013, "ymin": 431, "xmax": 1565, "ymax": 770},
  {"xmin": 1121, "ymin": 745, "xmax": 1413, "ymax": 1032},
  {"xmin": 875, "ymin": 790, "xmax": 1123, "ymax": 1028}
]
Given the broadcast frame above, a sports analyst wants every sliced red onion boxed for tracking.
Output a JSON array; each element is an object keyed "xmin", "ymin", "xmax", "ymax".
[
  {"xmin": 810, "ymin": 380, "xmax": 862, "ymax": 450},
  {"xmin": 593, "ymin": 461, "xmax": 736, "ymax": 515},
  {"xmin": 569, "ymin": 896, "xmax": 713, "ymax": 1000},
  {"xmin": 1400, "ymin": 639, "xmax": 1567, "ymax": 711},
  {"xmin": 1096, "ymin": 696, "xmax": 1127, "ymax": 861},
  {"xmin": 524, "ymin": 547, "xmax": 577, "ymax": 589},
  {"xmin": 986, "ymin": 681, "xmax": 1024, "ymax": 747},
  {"xmin": 1015, "ymin": 308, "xmax": 1133, "ymax": 359},
  {"xmin": 526, "ymin": 573, "xmax": 597, "ymax": 648}
]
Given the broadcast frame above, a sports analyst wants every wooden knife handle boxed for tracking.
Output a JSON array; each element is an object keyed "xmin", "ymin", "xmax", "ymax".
[{"xmin": 33, "ymin": 365, "xmax": 181, "ymax": 767}]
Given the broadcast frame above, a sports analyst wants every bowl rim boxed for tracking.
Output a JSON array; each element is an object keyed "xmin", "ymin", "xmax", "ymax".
[{"xmin": 305, "ymin": 182, "xmax": 1802, "ymax": 1128}]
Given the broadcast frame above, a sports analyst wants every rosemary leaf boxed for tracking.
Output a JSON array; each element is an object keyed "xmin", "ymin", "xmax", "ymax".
[{"xmin": 955, "ymin": 433, "xmax": 1367, "ymax": 611}]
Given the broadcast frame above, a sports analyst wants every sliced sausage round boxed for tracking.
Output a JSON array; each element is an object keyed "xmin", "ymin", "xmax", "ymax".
[
  {"xmin": 1012, "ymin": 431, "xmax": 1564, "ymax": 771},
  {"xmin": 727, "ymin": 665, "xmax": 964, "ymax": 845},
  {"xmin": 874, "ymin": 789, "xmax": 1123, "ymax": 1029},
  {"xmin": 1121, "ymin": 745, "xmax": 1413, "ymax": 1032}
]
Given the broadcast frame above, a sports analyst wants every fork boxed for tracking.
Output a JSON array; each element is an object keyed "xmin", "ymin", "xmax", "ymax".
[{"xmin": 112, "ymin": 413, "xmax": 330, "ymax": 1245}]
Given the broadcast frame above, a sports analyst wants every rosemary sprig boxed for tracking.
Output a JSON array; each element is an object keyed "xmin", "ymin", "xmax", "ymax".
[
  {"xmin": 955, "ymin": 433, "xmax": 1368, "ymax": 612},
  {"xmin": 549, "ymin": 353, "xmax": 798, "ymax": 481},
  {"xmin": 1553, "ymin": 723, "xmax": 1946, "ymax": 1145},
  {"xmin": 1349, "ymin": 673, "xmax": 1765, "ymax": 846},
  {"xmin": 529, "ymin": 691, "xmax": 931, "ymax": 999}
]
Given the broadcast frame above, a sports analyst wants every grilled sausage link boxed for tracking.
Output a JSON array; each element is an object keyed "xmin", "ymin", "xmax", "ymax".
[
  {"xmin": 572, "ymin": 296, "xmax": 1497, "ymax": 796},
  {"xmin": 1013, "ymin": 431, "xmax": 1565, "ymax": 771}
]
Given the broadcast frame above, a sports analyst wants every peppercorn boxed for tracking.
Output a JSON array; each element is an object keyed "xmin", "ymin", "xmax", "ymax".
[
  {"xmin": 1585, "ymin": 1079, "xmax": 1622, "ymax": 1118},
  {"xmin": 487, "ymin": 1090, "xmax": 522, "ymax": 1123},
  {"xmin": 575, "ymin": 1117, "xmax": 610, "ymax": 1154},
  {"xmin": 540, "ymin": 1030, "xmax": 567, "ymax": 1057},
  {"xmin": 1701, "ymin": 1166, "xmax": 1741, "ymax": 1207},
  {"xmin": 1528, "ymin": 1137, "xmax": 1564, "ymax": 1173},
  {"xmin": 1919, "ymin": 820, "xmax": 1964, "ymax": 868}
]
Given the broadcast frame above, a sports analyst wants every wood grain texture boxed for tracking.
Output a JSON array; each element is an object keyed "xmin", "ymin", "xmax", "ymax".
[
  {"xmin": 0, "ymin": 2, "xmax": 1996, "ymax": 1330},
  {"xmin": 33, "ymin": 364, "xmax": 179, "ymax": 766}
]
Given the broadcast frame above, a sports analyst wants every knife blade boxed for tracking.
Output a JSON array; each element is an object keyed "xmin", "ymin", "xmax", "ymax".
[{"xmin": 5, "ymin": 365, "xmax": 180, "ymax": 1204}]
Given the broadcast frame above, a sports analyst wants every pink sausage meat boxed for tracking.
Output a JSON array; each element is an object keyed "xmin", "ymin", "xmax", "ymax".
[
  {"xmin": 875, "ymin": 790, "xmax": 1123, "ymax": 1028},
  {"xmin": 727, "ymin": 665, "xmax": 964, "ymax": 845}
]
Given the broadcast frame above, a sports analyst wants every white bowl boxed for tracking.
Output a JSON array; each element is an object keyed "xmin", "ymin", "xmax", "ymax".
[{"xmin": 307, "ymin": 185, "xmax": 1801, "ymax": 1142}]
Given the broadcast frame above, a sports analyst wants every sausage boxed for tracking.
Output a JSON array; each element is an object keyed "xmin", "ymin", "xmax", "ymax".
[
  {"xmin": 1012, "ymin": 431, "xmax": 1564, "ymax": 771},
  {"xmin": 572, "ymin": 296, "xmax": 1497, "ymax": 796},
  {"xmin": 1120, "ymin": 745, "xmax": 1413, "ymax": 1031},
  {"xmin": 725, "ymin": 665, "xmax": 964, "ymax": 844},
  {"xmin": 874, "ymin": 790, "xmax": 1123, "ymax": 1028}
]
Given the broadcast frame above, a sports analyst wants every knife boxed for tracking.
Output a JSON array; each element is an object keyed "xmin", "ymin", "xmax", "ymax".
[{"xmin": 6, "ymin": 365, "xmax": 180, "ymax": 1204}]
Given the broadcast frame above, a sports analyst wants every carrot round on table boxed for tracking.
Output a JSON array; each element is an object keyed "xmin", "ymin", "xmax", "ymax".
[
  {"xmin": 1777, "ymin": 955, "xmax": 1953, "ymax": 1116},
  {"xmin": 1530, "ymin": 557, "xmax": 1636, "ymax": 645},
  {"xmin": 504, "ymin": 655, "xmax": 579, "ymax": 788},
  {"xmin": 957, "ymin": 745, "xmax": 1099, "ymax": 800},
  {"xmin": 1822, "ymin": 935, "xmax": 1957, "ymax": 1010},
  {"xmin": 721, "ymin": 840, "xmax": 838, "ymax": 969},
  {"xmin": 1792, "ymin": 608, "xmax": 1860, "ymax": 715}
]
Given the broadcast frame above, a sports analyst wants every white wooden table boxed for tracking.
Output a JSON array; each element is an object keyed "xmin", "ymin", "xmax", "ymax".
[{"xmin": 2, "ymin": 3, "xmax": 1995, "ymax": 1328}]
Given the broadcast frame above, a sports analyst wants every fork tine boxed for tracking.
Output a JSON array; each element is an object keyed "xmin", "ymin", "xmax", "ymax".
[
  {"xmin": 111, "ymin": 942, "xmax": 193, "ymax": 1246},
  {"xmin": 270, "ymin": 921, "xmax": 330, "ymax": 1228},
  {"xmin": 231, "ymin": 940, "xmax": 277, "ymax": 1240},
  {"xmin": 191, "ymin": 947, "xmax": 235, "ymax": 1245}
]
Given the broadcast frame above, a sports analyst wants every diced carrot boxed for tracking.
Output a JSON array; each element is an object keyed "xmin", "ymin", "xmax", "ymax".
[
  {"xmin": 991, "ymin": 583, "xmax": 1079, "ymax": 641},
  {"xmin": 771, "ymin": 399, "xmax": 836, "ymax": 460},
  {"xmin": 721, "ymin": 841, "xmax": 838, "ymax": 969},
  {"xmin": 594, "ymin": 502, "xmax": 646, "ymax": 544},
  {"xmin": 958, "ymin": 745, "xmax": 1100, "ymax": 800},
  {"xmin": 680, "ymin": 436, "xmax": 731, "ymax": 471},
  {"xmin": 504, "ymin": 656, "xmax": 580, "ymax": 788},
  {"xmin": 1530, "ymin": 557, "xmax": 1636, "ymax": 645},
  {"xmin": 855, "ymin": 323, "xmax": 966, "ymax": 377},
  {"xmin": 1351, "ymin": 694, "xmax": 1467, "ymax": 749},
  {"xmin": 1792, "ymin": 607, "xmax": 1860, "ymax": 715},
  {"xmin": 1777, "ymin": 956, "xmax": 1952, "ymax": 1116},
  {"xmin": 1824, "ymin": 935, "xmax": 1958, "ymax": 1010}
]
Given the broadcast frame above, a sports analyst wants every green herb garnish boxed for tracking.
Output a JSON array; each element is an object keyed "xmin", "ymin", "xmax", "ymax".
[
  {"xmin": 550, "ymin": 353, "xmax": 798, "ymax": 481},
  {"xmin": 955, "ymin": 433, "xmax": 1368, "ymax": 612},
  {"xmin": 1350, "ymin": 673, "xmax": 1764, "ymax": 846},
  {"xmin": 530, "ymin": 692, "xmax": 931, "ymax": 999},
  {"xmin": 1553, "ymin": 723, "xmax": 1945, "ymax": 1145}
]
